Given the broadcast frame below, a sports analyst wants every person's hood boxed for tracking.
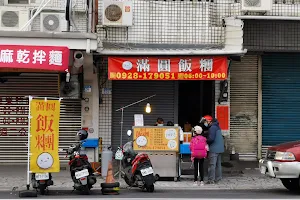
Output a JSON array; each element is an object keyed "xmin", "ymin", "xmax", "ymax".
[{"xmin": 210, "ymin": 119, "xmax": 220, "ymax": 127}]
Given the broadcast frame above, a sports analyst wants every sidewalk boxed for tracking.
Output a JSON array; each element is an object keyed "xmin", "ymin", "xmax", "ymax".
[{"xmin": 0, "ymin": 165, "xmax": 284, "ymax": 191}]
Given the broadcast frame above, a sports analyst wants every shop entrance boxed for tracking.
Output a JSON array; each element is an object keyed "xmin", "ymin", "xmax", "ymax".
[{"xmin": 178, "ymin": 81, "xmax": 214, "ymax": 128}]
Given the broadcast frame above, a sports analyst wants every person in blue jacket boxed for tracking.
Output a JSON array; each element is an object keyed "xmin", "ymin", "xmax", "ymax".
[{"xmin": 200, "ymin": 115, "xmax": 224, "ymax": 184}]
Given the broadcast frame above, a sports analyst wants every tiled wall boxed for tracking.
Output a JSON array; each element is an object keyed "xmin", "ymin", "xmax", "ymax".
[{"xmin": 97, "ymin": 59, "xmax": 112, "ymax": 147}]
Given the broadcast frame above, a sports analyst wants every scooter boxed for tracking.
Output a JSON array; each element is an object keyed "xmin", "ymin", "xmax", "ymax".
[
  {"xmin": 119, "ymin": 130, "xmax": 159, "ymax": 192},
  {"xmin": 31, "ymin": 173, "xmax": 53, "ymax": 195},
  {"xmin": 65, "ymin": 143, "xmax": 97, "ymax": 194}
]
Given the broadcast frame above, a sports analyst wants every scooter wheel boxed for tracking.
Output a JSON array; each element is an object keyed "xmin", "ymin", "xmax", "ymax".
[
  {"xmin": 146, "ymin": 184, "xmax": 154, "ymax": 193},
  {"xmin": 82, "ymin": 185, "xmax": 91, "ymax": 195},
  {"xmin": 101, "ymin": 182, "xmax": 120, "ymax": 188},
  {"xmin": 39, "ymin": 185, "xmax": 46, "ymax": 195}
]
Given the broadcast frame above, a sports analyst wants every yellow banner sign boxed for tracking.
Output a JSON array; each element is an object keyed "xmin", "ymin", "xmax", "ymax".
[
  {"xmin": 30, "ymin": 99, "xmax": 61, "ymax": 173},
  {"xmin": 133, "ymin": 127, "xmax": 179, "ymax": 152}
]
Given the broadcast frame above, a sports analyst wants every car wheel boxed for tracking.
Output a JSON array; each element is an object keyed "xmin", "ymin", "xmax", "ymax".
[{"xmin": 281, "ymin": 178, "xmax": 300, "ymax": 191}]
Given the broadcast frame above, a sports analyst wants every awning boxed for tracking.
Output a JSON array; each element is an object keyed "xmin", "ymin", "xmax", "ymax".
[
  {"xmin": 99, "ymin": 48, "xmax": 247, "ymax": 56},
  {"xmin": 97, "ymin": 42, "xmax": 247, "ymax": 56},
  {"xmin": 0, "ymin": 31, "xmax": 98, "ymax": 53}
]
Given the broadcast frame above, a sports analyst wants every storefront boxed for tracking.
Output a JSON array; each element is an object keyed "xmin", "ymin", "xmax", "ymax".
[
  {"xmin": 106, "ymin": 56, "xmax": 229, "ymax": 150},
  {"xmin": 261, "ymin": 54, "xmax": 300, "ymax": 151},
  {"xmin": 0, "ymin": 32, "xmax": 98, "ymax": 164},
  {"xmin": 0, "ymin": 73, "xmax": 81, "ymax": 163},
  {"xmin": 229, "ymin": 55, "xmax": 259, "ymax": 161}
]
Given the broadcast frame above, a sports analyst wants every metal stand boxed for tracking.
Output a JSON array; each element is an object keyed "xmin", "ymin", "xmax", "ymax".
[
  {"xmin": 114, "ymin": 94, "xmax": 156, "ymax": 180},
  {"xmin": 26, "ymin": 96, "xmax": 33, "ymax": 190}
]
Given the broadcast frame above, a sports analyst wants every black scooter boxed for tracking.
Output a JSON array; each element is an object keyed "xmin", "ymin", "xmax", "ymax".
[
  {"xmin": 65, "ymin": 143, "xmax": 97, "ymax": 194},
  {"xmin": 31, "ymin": 173, "xmax": 53, "ymax": 195}
]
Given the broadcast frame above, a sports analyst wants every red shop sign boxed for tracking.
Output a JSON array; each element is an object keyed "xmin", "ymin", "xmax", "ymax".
[
  {"xmin": 0, "ymin": 45, "xmax": 70, "ymax": 71},
  {"xmin": 216, "ymin": 105, "xmax": 229, "ymax": 131},
  {"xmin": 108, "ymin": 56, "xmax": 228, "ymax": 80}
]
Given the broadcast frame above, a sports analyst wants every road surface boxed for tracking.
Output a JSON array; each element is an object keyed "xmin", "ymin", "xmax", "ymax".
[{"xmin": 3, "ymin": 188, "xmax": 300, "ymax": 199}]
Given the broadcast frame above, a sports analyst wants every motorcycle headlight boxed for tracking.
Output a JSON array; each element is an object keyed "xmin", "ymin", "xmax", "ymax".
[{"xmin": 275, "ymin": 151, "xmax": 296, "ymax": 161}]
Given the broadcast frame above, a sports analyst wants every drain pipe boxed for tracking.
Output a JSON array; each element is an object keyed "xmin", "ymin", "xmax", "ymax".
[
  {"xmin": 86, "ymin": 0, "xmax": 93, "ymax": 54},
  {"xmin": 88, "ymin": 0, "xmax": 93, "ymax": 33}
]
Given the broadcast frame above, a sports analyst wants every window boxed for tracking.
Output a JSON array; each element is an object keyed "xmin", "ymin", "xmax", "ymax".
[{"xmin": 6, "ymin": 0, "xmax": 29, "ymax": 4}]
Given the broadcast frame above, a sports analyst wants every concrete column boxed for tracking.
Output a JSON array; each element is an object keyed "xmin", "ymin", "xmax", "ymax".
[{"xmin": 81, "ymin": 53, "xmax": 99, "ymax": 162}]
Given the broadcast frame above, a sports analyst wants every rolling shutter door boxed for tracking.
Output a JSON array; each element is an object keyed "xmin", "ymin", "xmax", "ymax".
[
  {"xmin": 111, "ymin": 81, "xmax": 176, "ymax": 150},
  {"xmin": 262, "ymin": 54, "xmax": 300, "ymax": 148},
  {"xmin": 230, "ymin": 55, "xmax": 258, "ymax": 161},
  {"xmin": 0, "ymin": 73, "xmax": 81, "ymax": 163}
]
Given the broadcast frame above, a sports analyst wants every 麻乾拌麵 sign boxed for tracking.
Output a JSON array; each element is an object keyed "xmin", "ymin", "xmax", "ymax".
[
  {"xmin": 108, "ymin": 56, "xmax": 228, "ymax": 80},
  {"xmin": 0, "ymin": 45, "xmax": 69, "ymax": 71}
]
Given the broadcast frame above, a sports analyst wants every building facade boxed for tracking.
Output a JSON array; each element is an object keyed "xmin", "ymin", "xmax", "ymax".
[
  {"xmin": 0, "ymin": 0, "xmax": 99, "ymax": 164},
  {"xmin": 96, "ymin": 0, "xmax": 245, "ymax": 151},
  {"xmin": 97, "ymin": 0, "xmax": 300, "ymax": 161},
  {"xmin": 1, "ymin": 0, "xmax": 299, "ymax": 164}
]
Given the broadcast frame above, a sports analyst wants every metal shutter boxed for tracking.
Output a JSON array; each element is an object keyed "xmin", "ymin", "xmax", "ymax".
[
  {"xmin": 262, "ymin": 54, "xmax": 300, "ymax": 148},
  {"xmin": 230, "ymin": 55, "xmax": 258, "ymax": 161},
  {"xmin": 0, "ymin": 73, "xmax": 81, "ymax": 163},
  {"xmin": 111, "ymin": 81, "xmax": 176, "ymax": 150}
]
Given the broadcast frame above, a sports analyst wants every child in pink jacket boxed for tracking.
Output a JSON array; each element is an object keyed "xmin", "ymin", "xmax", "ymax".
[{"xmin": 190, "ymin": 126, "xmax": 208, "ymax": 186}]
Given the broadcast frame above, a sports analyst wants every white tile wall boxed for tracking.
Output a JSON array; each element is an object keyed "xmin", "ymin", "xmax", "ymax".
[
  {"xmin": 98, "ymin": 0, "xmax": 223, "ymax": 44},
  {"xmin": 98, "ymin": 60, "xmax": 112, "ymax": 147},
  {"xmin": 99, "ymin": 79, "xmax": 112, "ymax": 147}
]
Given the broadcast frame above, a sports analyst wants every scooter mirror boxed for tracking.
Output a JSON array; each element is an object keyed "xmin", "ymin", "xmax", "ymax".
[{"xmin": 127, "ymin": 130, "xmax": 132, "ymax": 137}]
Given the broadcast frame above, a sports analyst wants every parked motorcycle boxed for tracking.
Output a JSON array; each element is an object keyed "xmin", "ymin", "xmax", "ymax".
[
  {"xmin": 31, "ymin": 172, "xmax": 53, "ymax": 195},
  {"xmin": 119, "ymin": 130, "xmax": 159, "ymax": 192},
  {"xmin": 65, "ymin": 129, "xmax": 97, "ymax": 194}
]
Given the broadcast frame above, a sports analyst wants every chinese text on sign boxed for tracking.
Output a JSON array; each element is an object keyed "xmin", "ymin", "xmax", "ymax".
[
  {"xmin": 108, "ymin": 57, "xmax": 227, "ymax": 80},
  {"xmin": 30, "ymin": 99, "xmax": 61, "ymax": 173},
  {"xmin": 0, "ymin": 45, "xmax": 69, "ymax": 71},
  {"xmin": 133, "ymin": 127, "xmax": 179, "ymax": 152}
]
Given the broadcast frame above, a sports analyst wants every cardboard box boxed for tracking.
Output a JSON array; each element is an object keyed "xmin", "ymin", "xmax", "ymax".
[{"xmin": 184, "ymin": 123, "xmax": 192, "ymax": 132}]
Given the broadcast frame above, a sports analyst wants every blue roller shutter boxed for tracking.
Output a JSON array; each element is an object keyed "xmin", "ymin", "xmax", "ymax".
[{"xmin": 262, "ymin": 54, "xmax": 300, "ymax": 146}]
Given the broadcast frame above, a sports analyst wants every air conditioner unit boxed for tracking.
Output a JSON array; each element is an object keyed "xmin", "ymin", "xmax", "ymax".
[
  {"xmin": 40, "ymin": 12, "xmax": 68, "ymax": 32},
  {"xmin": 241, "ymin": 0, "xmax": 272, "ymax": 12},
  {"xmin": 102, "ymin": 0, "xmax": 133, "ymax": 27},
  {"xmin": 0, "ymin": 7, "xmax": 30, "ymax": 31}
]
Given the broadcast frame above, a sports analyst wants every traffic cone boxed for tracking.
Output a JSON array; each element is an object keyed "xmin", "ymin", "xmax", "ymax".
[
  {"xmin": 105, "ymin": 161, "xmax": 115, "ymax": 183},
  {"xmin": 101, "ymin": 161, "xmax": 120, "ymax": 195}
]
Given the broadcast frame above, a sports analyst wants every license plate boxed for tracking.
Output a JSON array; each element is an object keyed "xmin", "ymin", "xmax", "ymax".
[
  {"xmin": 260, "ymin": 166, "xmax": 266, "ymax": 174},
  {"xmin": 75, "ymin": 169, "xmax": 89, "ymax": 179},
  {"xmin": 141, "ymin": 167, "xmax": 154, "ymax": 176},
  {"xmin": 35, "ymin": 173, "xmax": 49, "ymax": 180}
]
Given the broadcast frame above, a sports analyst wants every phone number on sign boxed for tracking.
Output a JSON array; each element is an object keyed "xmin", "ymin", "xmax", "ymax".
[{"xmin": 110, "ymin": 72, "xmax": 227, "ymax": 80}]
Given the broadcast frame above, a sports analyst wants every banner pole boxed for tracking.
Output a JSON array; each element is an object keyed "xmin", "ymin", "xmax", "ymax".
[
  {"xmin": 26, "ymin": 95, "xmax": 33, "ymax": 190},
  {"xmin": 24, "ymin": 96, "xmax": 63, "ymax": 100}
]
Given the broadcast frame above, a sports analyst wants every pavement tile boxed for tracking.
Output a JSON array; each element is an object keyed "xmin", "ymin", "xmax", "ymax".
[{"xmin": 0, "ymin": 167, "xmax": 284, "ymax": 191}]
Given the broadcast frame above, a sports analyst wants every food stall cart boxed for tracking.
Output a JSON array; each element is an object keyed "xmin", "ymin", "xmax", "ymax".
[
  {"xmin": 179, "ymin": 132, "xmax": 192, "ymax": 177},
  {"xmin": 133, "ymin": 126, "xmax": 180, "ymax": 181}
]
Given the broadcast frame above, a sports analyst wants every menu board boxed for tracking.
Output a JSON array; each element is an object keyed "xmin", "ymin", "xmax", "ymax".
[{"xmin": 133, "ymin": 126, "xmax": 179, "ymax": 152}]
